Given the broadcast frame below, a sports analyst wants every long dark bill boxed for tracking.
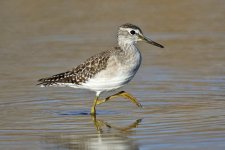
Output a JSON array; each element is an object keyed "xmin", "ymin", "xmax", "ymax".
[{"xmin": 139, "ymin": 34, "xmax": 164, "ymax": 48}]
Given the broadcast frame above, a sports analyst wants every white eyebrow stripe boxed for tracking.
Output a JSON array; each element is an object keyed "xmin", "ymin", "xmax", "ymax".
[{"xmin": 119, "ymin": 28, "xmax": 140, "ymax": 34}]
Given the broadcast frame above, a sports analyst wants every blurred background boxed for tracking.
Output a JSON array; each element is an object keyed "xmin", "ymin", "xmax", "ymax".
[{"xmin": 0, "ymin": 0, "xmax": 225, "ymax": 149}]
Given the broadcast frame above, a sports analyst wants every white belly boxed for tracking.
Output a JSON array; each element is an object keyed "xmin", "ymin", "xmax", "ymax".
[
  {"xmin": 66, "ymin": 45, "xmax": 142, "ymax": 94},
  {"xmin": 81, "ymin": 70, "xmax": 132, "ymax": 92},
  {"xmin": 81, "ymin": 49, "xmax": 142, "ymax": 92}
]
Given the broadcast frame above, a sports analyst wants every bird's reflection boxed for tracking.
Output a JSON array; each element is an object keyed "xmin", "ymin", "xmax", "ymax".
[
  {"xmin": 44, "ymin": 115, "xmax": 142, "ymax": 150},
  {"xmin": 91, "ymin": 114, "xmax": 142, "ymax": 133}
]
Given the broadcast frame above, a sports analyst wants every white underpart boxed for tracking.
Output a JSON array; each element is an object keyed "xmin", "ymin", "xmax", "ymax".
[
  {"xmin": 81, "ymin": 42, "xmax": 141, "ymax": 94},
  {"xmin": 45, "ymin": 27, "xmax": 143, "ymax": 96},
  {"xmin": 55, "ymin": 46, "xmax": 141, "ymax": 95}
]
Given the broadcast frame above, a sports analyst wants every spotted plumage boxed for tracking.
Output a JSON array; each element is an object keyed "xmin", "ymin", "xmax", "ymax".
[
  {"xmin": 37, "ymin": 23, "xmax": 164, "ymax": 115},
  {"xmin": 37, "ymin": 48, "xmax": 124, "ymax": 87}
]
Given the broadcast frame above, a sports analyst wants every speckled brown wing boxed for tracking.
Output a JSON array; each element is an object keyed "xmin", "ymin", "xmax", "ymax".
[{"xmin": 37, "ymin": 50, "xmax": 112, "ymax": 87}]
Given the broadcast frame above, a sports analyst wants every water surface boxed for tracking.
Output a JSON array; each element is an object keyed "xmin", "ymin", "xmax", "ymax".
[{"xmin": 0, "ymin": 0, "xmax": 225, "ymax": 149}]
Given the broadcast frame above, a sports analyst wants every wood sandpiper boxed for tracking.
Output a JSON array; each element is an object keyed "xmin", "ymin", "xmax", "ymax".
[{"xmin": 37, "ymin": 23, "xmax": 164, "ymax": 115}]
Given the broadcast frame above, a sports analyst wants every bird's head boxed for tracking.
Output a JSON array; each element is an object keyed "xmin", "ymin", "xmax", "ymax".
[{"xmin": 118, "ymin": 23, "xmax": 164, "ymax": 48}]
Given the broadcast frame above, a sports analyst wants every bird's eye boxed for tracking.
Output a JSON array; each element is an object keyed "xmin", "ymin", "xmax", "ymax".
[{"xmin": 130, "ymin": 30, "xmax": 136, "ymax": 35}]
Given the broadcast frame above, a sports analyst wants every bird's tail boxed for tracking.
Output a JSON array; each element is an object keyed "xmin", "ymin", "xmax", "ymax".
[{"xmin": 37, "ymin": 71, "xmax": 72, "ymax": 87}]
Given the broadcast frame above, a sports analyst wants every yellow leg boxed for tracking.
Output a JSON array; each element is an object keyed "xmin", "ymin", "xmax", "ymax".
[
  {"xmin": 91, "ymin": 114, "xmax": 104, "ymax": 132},
  {"xmin": 96, "ymin": 91, "xmax": 142, "ymax": 108},
  {"xmin": 91, "ymin": 96, "xmax": 98, "ymax": 115}
]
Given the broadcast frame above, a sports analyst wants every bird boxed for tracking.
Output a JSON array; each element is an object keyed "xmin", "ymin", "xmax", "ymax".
[{"xmin": 37, "ymin": 23, "xmax": 164, "ymax": 115}]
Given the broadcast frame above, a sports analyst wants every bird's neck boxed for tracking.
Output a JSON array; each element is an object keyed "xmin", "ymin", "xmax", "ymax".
[
  {"xmin": 118, "ymin": 39, "xmax": 137, "ymax": 52},
  {"xmin": 117, "ymin": 39, "xmax": 141, "ymax": 64},
  {"xmin": 117, "ymin": 39, "xmax": 142, "ymax": 76}
]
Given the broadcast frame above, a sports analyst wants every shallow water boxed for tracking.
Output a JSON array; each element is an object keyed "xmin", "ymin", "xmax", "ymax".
[{"xmin": 1, "ymin": 0, "xmax": 225, "ymax": 149}]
